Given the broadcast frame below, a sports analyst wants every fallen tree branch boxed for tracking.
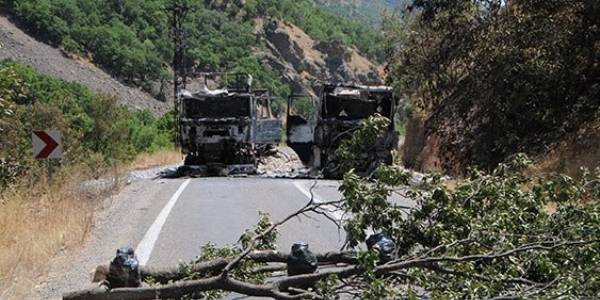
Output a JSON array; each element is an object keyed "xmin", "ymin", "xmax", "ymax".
[
  {"xmin": 90, "ymin": 250, "xmax": 358, "ymax": 285},
  {"xmin": 65, "ymin": 238, "xmax": 600, "ymax": 299},
  {"xmin": 64, "ymin": 272, "xmax": 330, "ymax": 300}
]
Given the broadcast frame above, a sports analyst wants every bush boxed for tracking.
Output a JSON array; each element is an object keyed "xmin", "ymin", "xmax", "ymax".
[{"xmin": 0, "ymin": 61, "xmax": 174, "ymax": 190}]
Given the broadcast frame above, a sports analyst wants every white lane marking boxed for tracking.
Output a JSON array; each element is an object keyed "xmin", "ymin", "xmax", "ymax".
[
  {"xmin": 292, "ymin": 181, "xmax": 345, "ymax": 220},
  {"xmin": 136, "ymin": 178, "xmax": 191, "ymax": 265}
]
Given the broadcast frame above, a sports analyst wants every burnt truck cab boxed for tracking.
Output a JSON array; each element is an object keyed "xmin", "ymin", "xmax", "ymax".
[
  {"xmin": 178, "ymin": 73, "xmax": 282, "ymax": 175},
  {"xmin": 287, "ymin": 83, "xmax": 399, "ymax": 179}
]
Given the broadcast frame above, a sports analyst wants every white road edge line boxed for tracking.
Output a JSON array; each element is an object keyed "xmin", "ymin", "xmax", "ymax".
[
  {"xmin": 136, "ymin": 178, "xmax": 191, "ymax": 266},
  {"xmin": 292, "ymin": 181, "xmax": 344, "ymax": 221}
]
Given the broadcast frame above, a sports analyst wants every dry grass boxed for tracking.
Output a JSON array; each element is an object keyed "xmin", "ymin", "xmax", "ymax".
[
  {"xmin": 0, "ymin": 149, "xmax": 182, "ymax": 299},
  {"xmin": 533, "ymin": 143, "xmax": 600, "ymax": 180},
  {"xmin": 128, "ymin": 149, "xmax": 183, "ymax": 170},
  {"xmin": 0, "ymin": 172, "xmax": 95, "ymax": 300}
]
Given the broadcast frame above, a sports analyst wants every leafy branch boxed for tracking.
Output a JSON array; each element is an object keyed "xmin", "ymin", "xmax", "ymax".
[{"xmin": 63, "ymin": 119, "xmax": 600, "ymax": 300}]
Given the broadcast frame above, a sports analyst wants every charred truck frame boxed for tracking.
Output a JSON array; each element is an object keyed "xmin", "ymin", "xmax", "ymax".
[
  {"xmin": 286, "ymin": 83, "xmax": 399, "ymax": 179},
  {"xmin": 178, "ymin": 73, "xmax": 282, "ymax": 176}
]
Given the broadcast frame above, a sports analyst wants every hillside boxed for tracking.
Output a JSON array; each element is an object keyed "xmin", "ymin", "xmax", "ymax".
[
  {"xmin": 314, "ymin": 0, "xmax": 403, "ymax": 28},
  {"xmin": 1, "ymin": 4, "xmax": 385, "ymax": 117},
  {"xmin": 2, "ymin": 1, "xmax": 597, "ymax": 181},
  {"xmin": 253, "ymin": 18, "xmax": 384, "ymax": 96},
  {"xmin": 0, "ymin": 15, "xmax": 171, "ymax": 116},
  {"xmin": 395, "ymin": 1, "xmax": 600, "ymax": 179}
]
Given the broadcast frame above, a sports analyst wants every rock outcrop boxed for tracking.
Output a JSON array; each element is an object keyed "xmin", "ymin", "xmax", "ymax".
[{"xmin": 256, "ymin": 19, "xmax": 383, "ymax": 96}]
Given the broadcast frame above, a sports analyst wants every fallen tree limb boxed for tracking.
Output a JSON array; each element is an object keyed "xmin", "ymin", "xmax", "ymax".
[
  {"xmin": 65, "ymin": 259, "xmax": 371, "ymax": 300},
  {"xmin": 63, "ymin": 271, "xmax": 335, "ymax": 300},
  {"xmin": 90, "ymin": 250, "xmax": 358, "ymax": 285},
  {"xmin": 66, "ymin": 250, "xmax": 378, "ymax": 300},
  {"xmin": 65, "ymin": 239, "xmax": 600, "ymax": 299},
  {"xmin": 63, "ymin": 161, "xmax": 600, "ymax": 300}
]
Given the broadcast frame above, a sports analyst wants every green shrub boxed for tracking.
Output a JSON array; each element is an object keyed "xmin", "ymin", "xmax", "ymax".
[{"xmin": 0, "ymin": 61, "xmax": 174, "ymax": 190}]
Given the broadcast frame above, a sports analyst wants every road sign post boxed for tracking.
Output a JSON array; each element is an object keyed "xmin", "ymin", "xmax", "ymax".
[
  {"xmin": 33, "ymin": 130, "xmax": 62, "ymax": 159},
  {"xmin": 32, "ymin": 130, "xmax": 63, "ymax": 179}
]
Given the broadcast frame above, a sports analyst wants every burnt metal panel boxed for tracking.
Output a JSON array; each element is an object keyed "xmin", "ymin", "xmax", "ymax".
[
  {"xmin": 286, "ymin": 115, "xmax": 316, "ymax": 165},
  {"xmin": 253, "ymin": 119, "xmax": 283, "ymax": 144},
  {"xmin": 181, "ymin": 95, "xmax": 251, "ymax": 118},
  {"xmin": 176, "ymin": 72, "xmax": 285, "ymax": 175}
]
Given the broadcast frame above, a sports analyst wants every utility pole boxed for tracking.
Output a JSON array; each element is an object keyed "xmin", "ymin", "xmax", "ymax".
[{"xmin": 166, "ymin": 0, "xmax": 193, "ymax": 149}]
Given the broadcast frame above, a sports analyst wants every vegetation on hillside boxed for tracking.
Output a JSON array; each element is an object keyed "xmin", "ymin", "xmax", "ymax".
[
  {"xmin": 313, "ymin": 0, "xmax": 403, "ymax": 30},
  {"xmin": 386, "ymin": 0, "xmax": 600, "ymax": 175},
  {"xmin": 2, "ymin": 0, "xmax": 384, "ymax": 98},
  {"xmin": 0, "ymin": 60, "xmax": 172, "ymax": 189},
  {"xmin": 2, "ymin": 1, "xmax": 599, "ymax": 299},
  {"xmin": 0, "ymin": 59, "xmax": 178, "ymax": 300}
]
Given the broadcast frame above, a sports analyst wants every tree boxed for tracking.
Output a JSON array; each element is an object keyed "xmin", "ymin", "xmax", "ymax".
[
  {"xmin": 64, "ymin": 115, "xmax": 600, "ymax": 300},
  {"xmin": 128, "ymin": 110, "xmax": 173, "ymax": 153},
  {"xmin": 0, "ymin": 64, "xmax": 28, "ymax": 189},
  {"xmin": 83, "ymin": 93, "xmax": 134, "ymax": 162},
  {"xmin": 388, "ymin": 0, "xmax": 600, "ymax": 175},
  {"xmin": 0, "ymin": 60, "xmax": 176, "ymax": 187}
]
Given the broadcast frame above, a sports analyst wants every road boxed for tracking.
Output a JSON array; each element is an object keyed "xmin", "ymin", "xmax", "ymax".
[
  {"xmin": 141, "ymin": 177, "xmax": 348, "ymax": 269},
  {"xmin": 34, "ymin": 173, "xmax": 415, "ymax": 300},
  {"xmin": 136, "ymin": 176, "xmax": 414, "ymax": 300}
]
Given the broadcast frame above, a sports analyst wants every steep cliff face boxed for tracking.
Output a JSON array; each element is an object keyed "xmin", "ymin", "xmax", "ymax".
[{"xmin": 254, "ymin": 18, "xmax": 384, "ymax": 97}]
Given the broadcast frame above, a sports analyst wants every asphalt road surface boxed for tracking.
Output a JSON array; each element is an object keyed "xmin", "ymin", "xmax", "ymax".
[
  {"xmin": 142, "ymin": 177, "xmax": 348, "ymax": 269},
  {"xmin": 134, "ymin": 176, "xmax": 414, "ymax": 300},
  {"xmin": 36, "ymin": 173, "xmax": 415, "ymax": 300}
]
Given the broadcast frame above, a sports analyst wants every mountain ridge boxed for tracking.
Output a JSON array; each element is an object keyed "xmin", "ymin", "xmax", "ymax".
[{"xmin": 314, "ymin": 0, "xmax": 404, "ymax": 28}]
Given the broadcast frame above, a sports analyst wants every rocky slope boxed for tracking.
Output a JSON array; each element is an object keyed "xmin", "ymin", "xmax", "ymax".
[
  {"xmin": 256, "ymin": 18, "xmax": 384, "ymax": 97},
  {"xmin": 0, "ymin": 15, "xmax": 172, "ymax": 116}
]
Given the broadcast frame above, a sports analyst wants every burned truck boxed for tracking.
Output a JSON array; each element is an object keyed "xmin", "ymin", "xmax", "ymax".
[
  {"xmin": 286, "ymin": 83, "xmax": 399, "ymax": 179},
  {"xmin": 177, "ymin": 73, "xmax": 282, "ymax": 175}
]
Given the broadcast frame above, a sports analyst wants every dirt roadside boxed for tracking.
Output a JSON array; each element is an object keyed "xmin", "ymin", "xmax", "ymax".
[
  {"xmin": 28, "ymin": 169, "xmax": 185, "ymax": 300},
  {"xmin": 0, "ymin": 15, "xmax": 177, "ymax": 299}
]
